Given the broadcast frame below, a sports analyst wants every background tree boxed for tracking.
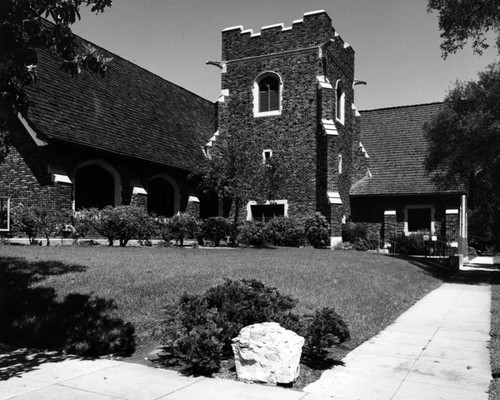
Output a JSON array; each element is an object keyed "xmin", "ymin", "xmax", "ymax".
[
  {"xmin": 0, "ymin": 0, "xmax": 113, "ymax": 162},
  {"xmin": 427, "ymin": 0, "xmax": 500, "ymax": 57},
  {"xmin": 425, "ymin": 62, "xmax": 500, "ymax": 249}
]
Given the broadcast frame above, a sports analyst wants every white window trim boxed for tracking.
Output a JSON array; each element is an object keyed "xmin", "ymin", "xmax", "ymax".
[
  {"xmin": 338, "ymin": 154, "xmax": 342, "ymax": 174},
  {"xmin": 246, "ymin": 199, "xmax": 288, "ymax": 221},
  {"xmin": 404, "ymin": 204, "xmax": 435, "ymax": 235},
  {"xmin": 262, "ymin": 149, "xmax": 273, "ymax": 164},
  {"xmin": 253, "ymin": 71, "xmax": 283, "ymax": 118},
  {"xmin": 0, "ymin": 197, "xmax": 10, "ymax": 232},
  {"xmin": 335, "ymin": 80, "xmax": 345, "ymax": 125}
]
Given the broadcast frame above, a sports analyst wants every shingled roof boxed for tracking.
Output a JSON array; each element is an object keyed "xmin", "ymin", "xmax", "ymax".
[
  {"xmin": 351, "ymin": 102, "xmax": 466, "ymax": 196},
  {"xmin": 24, "ymin": 33, "xmax": 216, "ymax": 172}
]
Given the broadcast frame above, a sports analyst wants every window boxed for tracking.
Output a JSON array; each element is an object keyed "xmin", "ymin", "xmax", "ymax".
[
  {"xmin": 247, "ymin": 199, "xmax": 288, "ymax": 222},
  {"xmin": 405, "ymin": 206, "xmax": 434, "ymax": 234},
  {"xmin": 0, "ymin": 197, "xmax": 10, "ymax": 231},
  {"xmin": 75, "ymin": 164, "xmax": 116, "ymax": 210},
  {"xmin": 336, "ymin": 80, "xmax": 345, "ymax": 124},
  {"xmin": 147, "ymin": 177, "xmax": 176, "ymax": 217},
  {"xmin": 262, "ymin": 149, "xmax": 273, "ymax": 164},
  {"xmin": 338, "ymin": 154, "xmax": 343, "ymax": 174},
  {"xmin": 253, "ymin": 72, "xmax": 282, "ymax": 117},
  {"xmin": 251, "ymin": 204, "xmax": 285, "ymax": 223}
]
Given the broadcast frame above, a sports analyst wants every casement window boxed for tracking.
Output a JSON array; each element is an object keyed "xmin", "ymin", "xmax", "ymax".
[
  {"xmin": 247, "ymin": 199, "xmax": 288, "ymax": 223},
  {"xmin": 336, "ymin": 80, "xmax": 345, "ymax": 124},
  {"xmin": 253, "ymin": 72, "xmax": 283, "ymax": 117},
  {"xmin": 405, "ymin": 205, "xmax": 434, "ymax": 235},
  {"xmin": 0, "ymin": 197, "xmax": 10, "ymax": 231},
  {"xmin": 338, "ymin": 154, "xmax": 343, "ymax": 174}
]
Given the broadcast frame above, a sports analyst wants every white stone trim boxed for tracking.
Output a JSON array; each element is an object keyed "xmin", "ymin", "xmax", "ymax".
[
  {"xmin": 404, "ymin": 204, "xmax": 435, "ymax": 235},
  {"xmin": 384, "ymin": 210, "xmax": 396, "ymax": 216},
  {"xmin": 262, "ymin": 149, "xmax": 273, "ymax": 164},
  {"xmin": 292, "ymin": 19, "xmax": 303, "ymax": 24},
  {"xmin": 446, "ymin": 209, "xmax": 459, "ymax": 215},
  {"xmin": 330, "ymin": 236, "xmax": 343, "ymax": 248},
  {"xmin": 188, "ymin": 196, "xmax": 200, "ymax": 203},
  {"xmin": 222, "ymin": 25, "xmax": 243, "ymax": 32},
  {"xmin": 246, "ymin": 199, "xmax": 288, "ymax": 221},
  {"xmin": 352, "ymin": 103, "xmax": 361, "ymax": 117},
  {"xmin": 327, "ymin": 191, "xmax": 342, "ymax": 204},
  {"xmin": 241, "ymin": 29, "xmax": 254, "ymax": 35},
  {"xmin": 18, "ymin": 113, "xmax": 48, "ymax": 146},
  {"xmin": 261, "ymin": 23, "xmax": 284, "ymax": 31},
  {"xmin": 321, "ymin": 119, "xmax": 338, "ymax": 136},
  {"xmin": 132, "ymin": 186, "xmax": 147, "ymax": 195},
  {"xmin": 304, "ymin": 9, "xmax": 326, "ymax": 17},
  {"xmin": 359, "ymin": 142, "xmax": 369, "ymax": 158},
  {"xmin": 52, "ymin": 173, "xmax": 72, "ymax": 184},
  {"xmin": 317, "ymin": 75, "xmax": 333, "ymax": 89},
  {"xmin": 282, "ymin": 26, "xmax": 292, "ymax": 32}
]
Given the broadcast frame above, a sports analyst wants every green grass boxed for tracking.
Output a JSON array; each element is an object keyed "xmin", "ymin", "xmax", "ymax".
[{"xmin": 0, "ymin": 245, "xmax": 445, "ymax": 359}]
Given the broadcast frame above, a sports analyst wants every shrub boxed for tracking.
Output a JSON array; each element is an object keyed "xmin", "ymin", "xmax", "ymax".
[
  {"xmin": 157, "ymin": 279, "xmax": 300, "ymax": 375},
  {"xmin": 200, "ymin": 217, "xmax": 232, "ymax": 246},
  {"xmin": 301, "ymin": 307, "xmax": 351, "ymax": 366},
  {"xmin": 89, "ymin": 205, "xmax": 151, "ymax": 247},
  {"xmin": 11, "ymin": 204, "xmax": 64, "ymax": 245},
  {"xmin": 238, "ymin": 220, "xmax": 266, "ymax": 246},
  {"xmin": 263, "ymin": 216, "xmax": 305, "ymax": 247},
  {"xmin": 160, "ymin": 213, "xmax": 199, "ymax": 246},
  {"xmin": 304, "ymin": 213, "xmax": 330, "ymax": 248},
  {"xmin": 392, "ymin": 234, "xmax": 426, "ymax": 255},
  {"xmin": 71, "ymin": 209, "xmax": 96, "ymax": 242},
  {"xmin": 342, "ymin": 222, "xmax": 367, "ymax": 243}
]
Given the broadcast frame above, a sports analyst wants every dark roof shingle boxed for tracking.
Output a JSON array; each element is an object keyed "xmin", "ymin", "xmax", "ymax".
[
  {"xmin": 25, "ymin": 35, "xmax": 216, "ymax": 171},
  {"xmin": 351, "ymin": 102, "xmax": 466, "ymax": 196}
]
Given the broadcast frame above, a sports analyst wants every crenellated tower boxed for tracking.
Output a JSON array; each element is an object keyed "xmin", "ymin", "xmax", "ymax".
[{"xmin": 209, "ymin": 10, "xmax": 366, "ymax": 246}]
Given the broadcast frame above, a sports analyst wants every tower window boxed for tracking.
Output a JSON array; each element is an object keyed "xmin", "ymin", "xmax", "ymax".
[
  {"xmin": 253, "ymin": 72, "xmax": 283, "ymax": 117},
  {"xmin": 262, "ymin": 149, "xmax": 273, "ymax": 164},
  {"xmin": 338, "ymin": 154, "xmax": 343, "ymax": 174},
  {"xmin": 336, "ymin": 80, "xmax": 345, "ymax": 124}
]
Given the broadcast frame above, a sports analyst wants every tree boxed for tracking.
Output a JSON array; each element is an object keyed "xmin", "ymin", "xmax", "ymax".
[
  {"xmin": 427, "ymin": 0, "xmax": 500, "ymax": 57},
  {"xmin": 195, "ymin": 136, "xmax": 298, "ymax": 244},
  {"xmin": 0, "ymin": 0, "xmax": 113, "ymax": 162},
  {"xmin": 424, "ymin": 62, "xmax": 500, "ymax": 249}
]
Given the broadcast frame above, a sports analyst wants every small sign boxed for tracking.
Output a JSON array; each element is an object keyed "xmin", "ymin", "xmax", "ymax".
[
  {"xmin": 431, "ymin": 235, "xmax": 437, "ymax": 241},
  {"xmin": 423, "ymin": 234, "xmax": 430, "ymax": 241}
]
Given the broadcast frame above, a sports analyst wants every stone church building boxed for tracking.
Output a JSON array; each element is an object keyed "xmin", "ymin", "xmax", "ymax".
[{"xmin": 0, "ymin": 10, "xmax": 467, "ymax": 254}]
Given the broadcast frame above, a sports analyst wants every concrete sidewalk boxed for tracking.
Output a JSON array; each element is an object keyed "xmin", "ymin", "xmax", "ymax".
[
  {"xmin": 0, "ymin": 282, "xmax": 492, "ymax": 400},
  {"xmin": 304, "ymin": 283, "xmax": 492, "ymax": 400}
]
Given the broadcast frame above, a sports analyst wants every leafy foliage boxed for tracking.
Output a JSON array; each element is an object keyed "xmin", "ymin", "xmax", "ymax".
[
  {"xmin": 425, "ymin": 62, "xmax": 500, "ymax": 249},
  {"xmin": 238, "ymin": 220, "xmax": 266, "ymax": 246},
  {"xmin": 11, "ymin": 204, "xmax": 64, "ymax": 245},
  {"xmin": 159, "ymin": 213, "xmax": 199, "ymax": 246},
  {"xmin": 156, "ymin": 278, "xmax": 350, "ymax": 375},
  {"xmin": 200, "ymin": 217, "xmax": 232, "ymax": 246},
  {"xmin": 0, "ymin": 0, "xmax": 112, "ymax": 162},
  {"xmin": 304, "ymin": 213, "xmax": 330, "ymax": 249},
  {"xmin": 427, "ymin": 0, "xmax": 500, "ymax": 57},
  {"xmin": 263, "ymin": 216, "xmax": 305, "ymax": 247}
]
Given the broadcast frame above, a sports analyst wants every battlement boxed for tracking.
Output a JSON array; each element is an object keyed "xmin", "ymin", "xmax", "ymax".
[{"xmin": 222, "ymin": 10, "xmax": 354, "ymax": 61}]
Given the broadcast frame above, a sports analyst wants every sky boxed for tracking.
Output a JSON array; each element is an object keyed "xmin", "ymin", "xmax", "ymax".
[{"xmin": 72, "ymin": 0, "xmax": 499, "ymax": 110}]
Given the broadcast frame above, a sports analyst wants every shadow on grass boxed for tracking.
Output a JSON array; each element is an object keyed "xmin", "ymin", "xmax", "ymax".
[{"xmin": 0, "ymin": 257, "xmax": 135, "ymax": 373}]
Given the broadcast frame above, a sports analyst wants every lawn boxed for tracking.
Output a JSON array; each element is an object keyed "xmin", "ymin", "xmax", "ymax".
[{"xmin": 0, "ymin": 245, "xmax": 446, "ymax": 362}]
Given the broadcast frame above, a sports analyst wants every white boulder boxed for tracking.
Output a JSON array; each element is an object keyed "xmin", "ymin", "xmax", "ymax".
[{"xmin": 231, "ymin": 322, "xmax": 304, "ymax": 384}]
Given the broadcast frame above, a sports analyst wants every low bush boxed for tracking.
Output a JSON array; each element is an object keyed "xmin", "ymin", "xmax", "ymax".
[
  {"xmin": 263, "ymin": 216, "xmax": 305, "ymax": 247},
  {"xmin": 238, "ymin": 220, "xmax": 266, "ymax": 246},
  {"xmin": 11, "ymin": 204, "xmax": 64, "ymax": 245},
  {"xmin": 159, "ymin": 213, "xmax": 199, "ymax": 246},
  {"xmin": 342, "ymin": 222, "xmax": 367, "ymax": 243},
  {"xmin": 304, "ymin": 213, "xmax": 330, "ymax": 248},
  {"xmin": 200, "ymin": 217, "xmax": 232, "ymax": 246},
  {"xmin": 393, "ymin": 234, "xmax": 427, "ymax": 255},
  {"xmin": 156, "ymin": 279, "xmax": 349, "ymax": 375}
]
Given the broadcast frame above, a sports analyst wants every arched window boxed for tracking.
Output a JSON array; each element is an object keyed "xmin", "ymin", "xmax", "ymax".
[
  {"xmin": 75, "ymin": 164, "xmax": 116, "ymax": 210},
  {"xmin": 147, "ymin": 177, "xmax": 176, "ymax": 217},
  {"xmin": 253, "ymin": 72, "xmax": 282, "ymax": 117},
  {"xmin": 336, "ymin": 80, "xmax": 345, "ymax": 123}
]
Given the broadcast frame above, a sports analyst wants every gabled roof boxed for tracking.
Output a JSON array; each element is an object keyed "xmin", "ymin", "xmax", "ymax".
[
  {"xmin": 24, "ymin": 32, "xmax": 216, "ymax": 172},
  {"xmin": 351, "ymin": 102, "xmax": 466, "ymax": 196}
]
